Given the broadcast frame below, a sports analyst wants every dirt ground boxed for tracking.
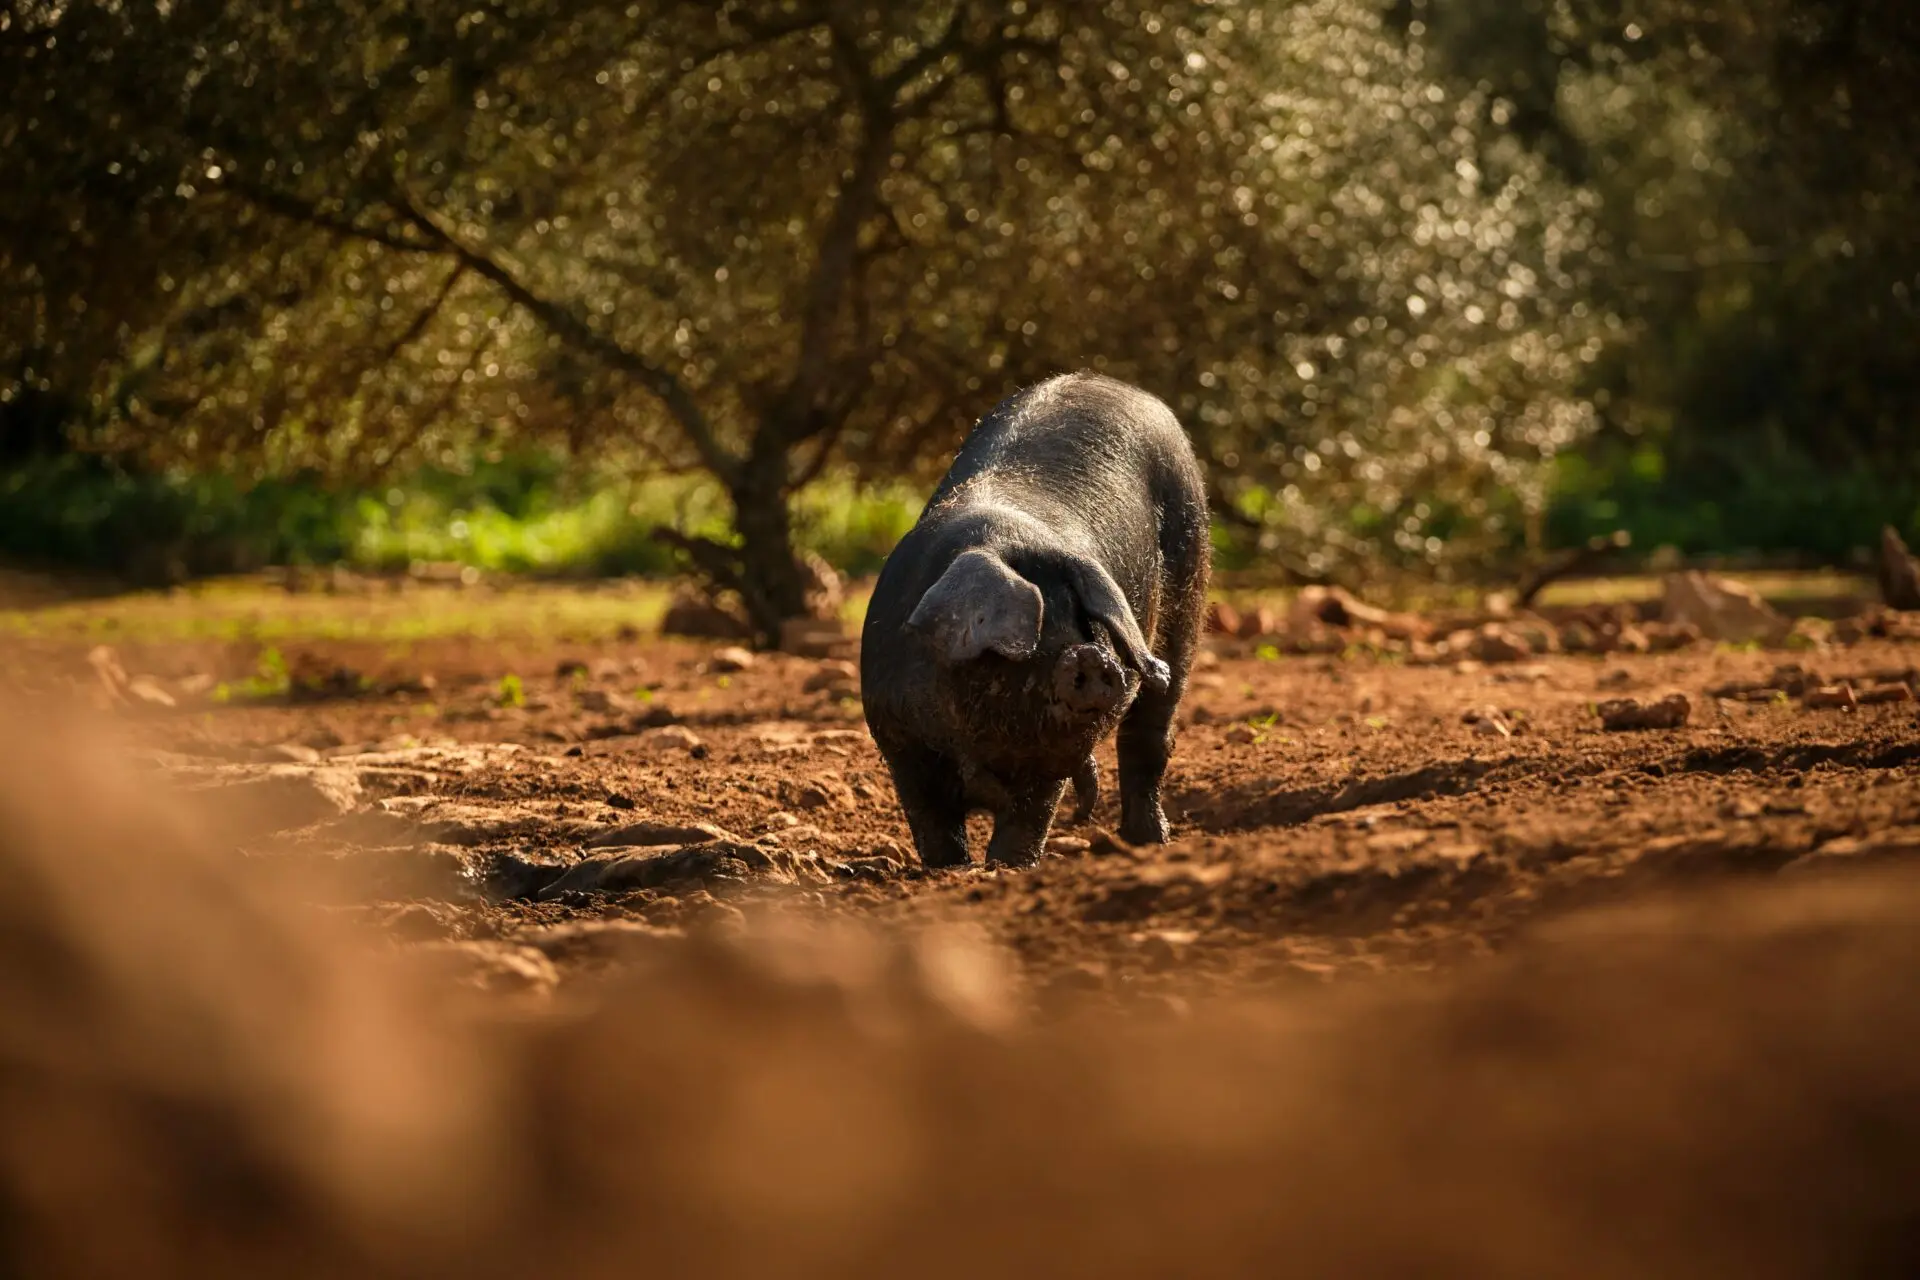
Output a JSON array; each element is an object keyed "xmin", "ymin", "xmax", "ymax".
[
  {"xmin": 21, "ymin": 578, "xmax": 1917, "ymax": 1006},
  {"xmin": 8, "ymin": 576, "xmax": 1920, "ymax": 1277}
]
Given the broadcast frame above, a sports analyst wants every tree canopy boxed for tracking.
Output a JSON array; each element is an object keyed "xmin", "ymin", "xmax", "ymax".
[
  {"xmin": 6, "ymin": 1, "xmax": 1624, "ymax": 636},
  {"xmin": 1400, "ymin": 0, "xmax": 1920, "ymax": 525}
]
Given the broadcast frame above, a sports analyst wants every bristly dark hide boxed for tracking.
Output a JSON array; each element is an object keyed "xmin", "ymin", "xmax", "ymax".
[{"xmin": 861, "ymin": 372, "xmax": 1210, "ymax": 867}]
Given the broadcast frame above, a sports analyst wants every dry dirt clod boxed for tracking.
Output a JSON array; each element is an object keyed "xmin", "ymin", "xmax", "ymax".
[
  {"xmin": 1223, "ymin": 723, "xmax": 1258, "ymax": 745},
  {"xmin": 1471, "ymin": 713, "xmax": 1513, "ymax": 739},
  {"xmin": 576, "ymin": 688, "xmax": 626, "ymax": 714},
  {"xmin": 646, "ymin": 725, "xmax": 704, "ymax": 754},
  {"xmin": 660, "ymin": 591, "xmax": 751, "ymax": 640},
  {"xmin": 1135, "ymin": 929, "xmax": 1199, "ymax": 972},
  {"xmin": 1287, "ymin": 585, "xmax": 1432, "ymax": 643},
  {"xmin": 1086, "ymin": 828, "xmax": 1136, "ymax": 858},
  {"xmin": 709, "ymin": 646, "xmax": 756, "ymax": 674},
  {"xmin": 1235, "ymin": 606, "xmax": 1279, "ymax": 640},
  {"xmin": 1559, "ymin": 621, "xmax": 1602, "ymax": 653},
  {"xmin": 1660, "ymin": 571, "xmax": 1790, "ymax": 645},
  {"xmin": 779, "ymin": 616, "xmax": 851, "ymax": 658},
  {"xmin": 1596, "ymin": 693, "xmax": 1692, "ymax": 731},
  {"xmin": 787, "ymin": 777, "xmax": 855, "ymax": 811},
  {"xmin": 1858, "ymin": 682, "xmax": 1915, "ymax": 705},
  {"xmin": 1803, "ymin": 685, "xmax": 1860, "ymax": 712},
  {"xmin": 802, "ymin": 660, "xmax": 860, "ymax": 694},
  {"xmin": 1612, "ymin": 624, "xmax": 1653, "ymax": 654},
  {"xmin": 1046, "ymin": 835, "xmax": 1092, "ymax": 857},
  {"xmin": 586, "ymin": 820, "xmax": 736, "ymax": 850},
  {"xmin": 1467, "ymin": 625, "xmax": 1531, "ymax": 664}
]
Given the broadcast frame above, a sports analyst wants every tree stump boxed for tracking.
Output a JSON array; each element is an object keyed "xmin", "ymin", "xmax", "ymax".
[{"xmin": 1880, "ymin": 526, "xmax": 1920, "ymax": 611}]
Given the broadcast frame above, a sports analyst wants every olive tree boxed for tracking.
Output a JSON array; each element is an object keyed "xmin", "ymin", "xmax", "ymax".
[{"xmin": 4, "ymin": 0, "xmax": 1603, "ymax": 632}]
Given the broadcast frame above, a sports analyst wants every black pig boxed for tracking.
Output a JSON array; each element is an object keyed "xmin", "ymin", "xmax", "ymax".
[{"xmin": 860, "ymin": 372, "xmax": 1210, "ymax": 867}]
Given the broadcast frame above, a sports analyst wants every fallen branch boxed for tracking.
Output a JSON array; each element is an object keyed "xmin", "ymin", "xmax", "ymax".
[{"xmin": 1516, "ymin": 530, "xmax": 1632, "ymax": 609}]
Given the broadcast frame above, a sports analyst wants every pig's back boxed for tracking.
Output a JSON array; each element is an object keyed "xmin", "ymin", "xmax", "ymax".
[{"xmin": 927, "ymin": 372, "xmax": 1201, "ymax": 543}]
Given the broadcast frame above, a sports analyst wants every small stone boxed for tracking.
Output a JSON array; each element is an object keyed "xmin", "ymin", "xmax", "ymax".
[
  {"xmin": 710, "ymin": 646, "xmax": 756, "ymax": 674},
  {"xmin": 564, "ymin": 744, "xmax": 586, "ymax": 758},
  {"xmin": 1136, "ymin": 928, "xmax": 1199, "ymax": 972},
  {"xmin": 1858, "ymin": 682, "xmax": 1915, "ymax": 706},
  {"xmin": 802, "ymin": 660, "xmax": 860, "ymax": 693},
  {"xmin": 1644, "ymin": 621, "xmax": 1704, "ymax": 653},
  {"xmin": 647, "ymin": 724, "xmax": 704, "ymax": 754},
  {"xmin": 789, "ymin": 777, "xmax": 855, "ymax": 811},
  {"xmin": 605, "ymin": 791, "xmax": 637, "ymax": 810},
  {"xmin": 1471, "ymin": 713, "xmax": 1513, "ymax": 739},
  {"xmin": 1223, "ymin": 723, "xmax": 1258, "ymax": 745},
  {"xmin": 1803, "ymin": 685, "xmax": 1860, "ymax": 711},
  {"xmin": 1559, "ymin": 621, "xmax": 1601, "ymax": 653},
  {"xmin": 1045, "ymin": 835, "xmax": 1091, "ymax": 857},
  {"xmin": 1612, "ymin": 625, "xmax": 1652, "ymax": 655},
  {"xmin": 1230, "ymin": 605, "xmax": 1275, "ymax": 639},
  {"xmin": 1596, "ymin": 693, "xmax": 1692, "ymax": 731},
  {"xmin": 1467, "ymin": 625, "xmax": 1531, "ymax": 664},
  {"xmin": 577, "ymin": 688, "xmax": 625, "ymax": 714}
]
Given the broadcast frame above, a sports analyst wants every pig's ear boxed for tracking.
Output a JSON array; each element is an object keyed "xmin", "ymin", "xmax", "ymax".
[
  {"xmin": 1063, "ymin": 556, "xmax": 1172, "ymax": 693},
  {"xmin": 906, "ymin": 549, "xmax": 1044, "ymax": 663}
]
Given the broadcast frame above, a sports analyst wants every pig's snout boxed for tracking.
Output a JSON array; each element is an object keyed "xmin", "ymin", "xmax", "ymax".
[{"xmin": 1053, "ymin": 644, "xmax": 1128, "ymax": 714}]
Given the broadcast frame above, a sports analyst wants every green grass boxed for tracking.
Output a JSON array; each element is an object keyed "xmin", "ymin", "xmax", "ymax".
[
  {"xmin": 0, "ymin": 578, "xmax": 677, "ymax": 645},
  {"xmin": 0, "ymin": 452, "xmax": 926, "ymax": 584},
  {"xmin": 0, "ymin": 567, "xmax": 1872, "ymax": 650}
]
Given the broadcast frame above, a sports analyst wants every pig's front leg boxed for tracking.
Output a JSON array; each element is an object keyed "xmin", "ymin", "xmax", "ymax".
[
  {"xmin": 880, "ymin": 738, "xmax": 972, "ymax": 869},
  {"xmin": 985, "ymin": 777, "xmax": 1070, "ymax": 867}
]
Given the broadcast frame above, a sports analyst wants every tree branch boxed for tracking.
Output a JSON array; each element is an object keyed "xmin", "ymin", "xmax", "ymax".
[
  {"xmin": 377, "ymin": 261, "xmax": 468, "ymax": 363},
  {"xmin": 770, "ymin": 22, "xmax": 899, "ymax": 446},
  {"xmin": 226, "ymin": 180, "xmax": 439, "ymax": 253},
  {"xmin": 651, "ymin": 527, "xmax": 745, "ymax": 594},
  {"xmin": 384, "ymin": 188, "xmax": 741, "ymax": 483}
]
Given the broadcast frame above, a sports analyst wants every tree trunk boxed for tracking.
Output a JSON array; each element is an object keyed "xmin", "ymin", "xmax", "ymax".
[{"xmin": 728, "ymin": 449, "xmax": 809, "ymax": 650}]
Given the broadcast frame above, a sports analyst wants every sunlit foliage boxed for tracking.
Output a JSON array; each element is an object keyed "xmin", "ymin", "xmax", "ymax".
[{"xmin": 2, "ymin": 0, "xmax": 1602, "ymax": 632}]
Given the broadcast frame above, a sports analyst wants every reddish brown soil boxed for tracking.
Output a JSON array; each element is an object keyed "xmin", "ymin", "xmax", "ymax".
[{"xmin": 48, "ymin": 624, "xmax": 1920, "ymax": 1004}]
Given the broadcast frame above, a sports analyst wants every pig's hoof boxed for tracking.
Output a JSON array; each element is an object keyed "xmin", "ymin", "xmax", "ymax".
[
  {"xmin": 1141, "ymin": 656, "xmax": 1172, "ymax": 694},
  {"xmin": 1120, "ymin": 805, "xmax": 1170, "ymax": 845}
]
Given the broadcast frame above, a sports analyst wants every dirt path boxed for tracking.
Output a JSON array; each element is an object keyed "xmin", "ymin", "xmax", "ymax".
[{"xmin": 38, "ymin": 617, "xmax": 1914, "ymax": 1006}]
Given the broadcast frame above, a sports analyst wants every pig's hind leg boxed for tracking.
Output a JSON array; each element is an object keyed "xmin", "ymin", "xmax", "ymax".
[
  {"xmin": 986, "ymin": 778, "xmax": 1070, "ymax": 867},
  {"xmin": 1116, "ymin": 634, "xmax": 1198, "ymax": 845}
]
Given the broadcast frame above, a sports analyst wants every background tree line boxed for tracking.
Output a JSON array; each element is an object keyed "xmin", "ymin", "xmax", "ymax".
[{"xmin": 2, "ymin": 0, "xmax": 1914, "ymax": 642}]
